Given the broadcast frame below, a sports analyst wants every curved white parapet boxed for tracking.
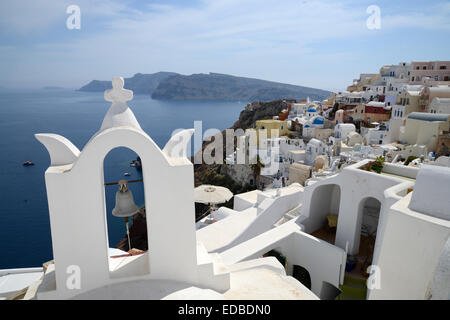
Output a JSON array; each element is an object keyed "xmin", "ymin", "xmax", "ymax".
[
  {"xmin": 427, "ymin": 237, "xmax": 450, "ymax": 300},
  {"xmin": 163, "ymin": 129, "xmax": 195, "ymax": 159},
  {"xmin": 409, "ymin": 165, "xmax": 450, "ymax": 221},
  {"xmin": 197, "ymin": 184, "xmax": 304, "ymax": 253},
  {"xmin": 35, "ymin": 133, "xmax": 80, "ymax": 166}
]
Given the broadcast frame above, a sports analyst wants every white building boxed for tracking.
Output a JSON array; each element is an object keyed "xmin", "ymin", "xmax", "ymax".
[
  {"xmin": 365, "ymin": 126, "xmax": 390, "ymax": 145},
  {"xmin": 303, "ymin": 115, "xmax": 325, "ymax": 138},
  {"xmin": 289, "ymin": 102, "xmax": 308, "ymax": 119},
  {"xmin": 429, "ymin": 97, "xmax": 450, "ymax": 114},
  {"xmin": 330, "ymin": 123, "xmax": 356, "ymax": 145},
  {"xmin": 198, "ymin": 159, "xmax": 450, "ymax": 300},
  {"xmin": 305, "ymin": 139, "xmax": 328, "ymax": 165}
]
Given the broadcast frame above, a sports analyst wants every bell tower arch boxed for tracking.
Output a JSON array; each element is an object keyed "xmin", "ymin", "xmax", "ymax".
[{"xmin": 35, "ymin": 77, "xmax": 230, "ymax": 299}]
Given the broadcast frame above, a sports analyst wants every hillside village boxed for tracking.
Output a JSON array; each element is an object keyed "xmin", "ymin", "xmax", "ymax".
[
  {"xmin": 1, "ymin": 62, "xmax": 449, "ymax": 301},
  {"xmin": 217, "ymin": 60, "xmax": 450, "ymax": 190},
  {"xmin": 192, "ymin": 60, "xmax": 450, "ymax": 300}
]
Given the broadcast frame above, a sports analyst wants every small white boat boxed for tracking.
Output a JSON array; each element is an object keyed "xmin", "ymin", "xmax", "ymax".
[{"xmin": 124, "ymin": 172, "xmax": 131, "ymax": 177}]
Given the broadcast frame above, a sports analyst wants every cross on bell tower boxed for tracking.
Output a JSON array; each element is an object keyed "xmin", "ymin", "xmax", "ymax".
[
  {"xmin": 99, "ymin": 76, "xmax": 141, "ymax": 132},
  {"xmin": 104, "ymin": 77, "xmax": 133, "ymax": 104}
]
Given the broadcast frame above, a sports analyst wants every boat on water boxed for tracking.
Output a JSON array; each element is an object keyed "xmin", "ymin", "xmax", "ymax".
[
  {"xmin": 129, "ymin": 156, "xmax": 142, "ymax": 171},
  {"xmin": 23, "ymin": 161, "xmax": 34, "ymax": 166}
]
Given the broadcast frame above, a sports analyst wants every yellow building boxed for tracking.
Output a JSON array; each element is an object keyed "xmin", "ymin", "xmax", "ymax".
[
  {"xmin": 255, "ymin": 120, "xmax": 289, "ymax": 138},
  {"xmin": 353, "ymin": 104, "xmax": 365, "ymax": 121},
  {"xmin": 347, "ymin": 73, "xmax": 380, "ymax": 92},
  {"xmin": 395, "ymin": 89, "xmax": 421, "ymax": 115},
  {"xmin": 288, "ymin": 162, "xmax": 312, "ymax": 186}
]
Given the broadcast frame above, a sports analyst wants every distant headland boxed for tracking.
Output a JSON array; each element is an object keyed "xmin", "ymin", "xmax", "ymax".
[{"xmin": 79, "ymin": 72, "xmax": 330, "ymax": 102}]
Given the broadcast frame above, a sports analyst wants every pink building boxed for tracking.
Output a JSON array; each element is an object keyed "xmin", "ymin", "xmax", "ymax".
[{"xmin": 410, "ymin": 61, "xmax": 450, "ymax": 83}]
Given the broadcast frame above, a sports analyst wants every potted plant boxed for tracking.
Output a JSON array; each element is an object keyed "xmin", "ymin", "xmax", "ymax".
[
  {"xmin": 361, "ymin": 156, "xmax": 385, "ymax": 174},
  {"xmin": 371, "ymin": 156, "xmax": 385, "ymax": 173}
]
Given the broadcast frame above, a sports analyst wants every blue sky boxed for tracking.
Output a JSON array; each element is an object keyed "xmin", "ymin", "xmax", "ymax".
[{"xmin": 0, "ymin": 0, "xmax": 449, "ymax": 91}]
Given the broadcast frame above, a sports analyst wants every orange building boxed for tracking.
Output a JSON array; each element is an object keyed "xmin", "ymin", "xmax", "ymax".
[
  {"xmin": 363, "ymin": 102, "xmax": 391, "ymax": 123},
  {"xmin": 278, "ymin": 104, "xmax": 292, "ymax": 121}
]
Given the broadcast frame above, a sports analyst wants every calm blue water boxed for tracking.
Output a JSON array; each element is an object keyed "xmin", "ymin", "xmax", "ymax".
[{"xmin": 0, "ymin": 89, "xmax": 244, "ymax": 269}]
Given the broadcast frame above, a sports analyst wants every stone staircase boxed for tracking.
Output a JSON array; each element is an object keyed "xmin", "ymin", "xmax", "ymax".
[{"xmin": 273, "ymin": 204, "xmax": 302, "ymax": 227}]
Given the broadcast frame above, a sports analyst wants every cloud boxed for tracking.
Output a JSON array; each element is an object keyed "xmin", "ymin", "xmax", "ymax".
[
  {"xmin": 0, "ymin": 0, "xmax": 138, "ymax": 36},
  {"xmin": 0, "ymin": 0, "xmax": 449, "ymax": 89}
]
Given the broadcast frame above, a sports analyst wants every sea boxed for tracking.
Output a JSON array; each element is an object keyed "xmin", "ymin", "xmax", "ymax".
[{"xmin": 0, "ymin": 88, "xmax": 245, "ymax": 269}]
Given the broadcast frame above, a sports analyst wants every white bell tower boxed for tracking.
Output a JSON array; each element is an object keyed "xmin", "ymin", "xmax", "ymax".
[{"xmin": 35, "ymin": 77, "xmax": 230, "ymax": 299}]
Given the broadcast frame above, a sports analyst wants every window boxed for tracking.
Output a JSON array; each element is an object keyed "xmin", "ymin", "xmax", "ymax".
[
  {"xmin": 440, "ymin": 65, "xmax": 447, "ymax": 70},
  {"xmin": 435, "ymin": 76, "xmax": 439, "ymax": 81},
  {"xmin": 423, "ymin": 66, "xmax": 427, "ymax": 70}
]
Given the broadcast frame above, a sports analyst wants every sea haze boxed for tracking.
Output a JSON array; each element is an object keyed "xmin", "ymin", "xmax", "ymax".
[{"xmin": 0, "ymin": 89, "xmax": 244, "ymax": 268}]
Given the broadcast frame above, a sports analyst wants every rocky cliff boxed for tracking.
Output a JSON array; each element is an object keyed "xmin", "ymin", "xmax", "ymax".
[
  {"xmin": 230, "ymin": 99, "xmax": 295, "ymax": 130},
  {"xmin": 193, "ymin": 99, "xmax": 294, "ymax": 189}
]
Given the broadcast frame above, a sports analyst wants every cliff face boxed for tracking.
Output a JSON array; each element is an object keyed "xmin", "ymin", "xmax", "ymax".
[
  {"xmin": 80, "ymin": 72, "xmax": 330, "ymax": 102},
  {"xmin": 152, "ymin": 73, "xmax": 330, "ymax": 102},
  {"xmin": 79, "ymin": 72, "xmax": 178, "ymax": 94},
  {"xmin": 231, "ymin": 99, "xmax": 295, "ymax": 130},
  {"xmin": 194, "ymin": 99, "xmax": 294, "ymax": 189}
]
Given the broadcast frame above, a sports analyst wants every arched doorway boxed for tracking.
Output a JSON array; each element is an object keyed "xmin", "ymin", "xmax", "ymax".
[
  {"xmin": 293, "ymin": 265, "xmax": 312, "ymax": 290},
  {"xmin": 356, "ymin": 197, "xmax": 382, "ymax": 276},
  {"xmin": 308, "ymin": 184, "xmax": 341, "ymax": 244}
]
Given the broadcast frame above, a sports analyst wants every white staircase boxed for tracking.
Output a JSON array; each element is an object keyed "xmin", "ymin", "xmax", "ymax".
[
  {"xmin": 273, "ymin": 204, "xmax": 302, "ymax": 227},
  {"xmin": 196, "ymin": 242, "xmax": 230, "ymax": 292}
]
